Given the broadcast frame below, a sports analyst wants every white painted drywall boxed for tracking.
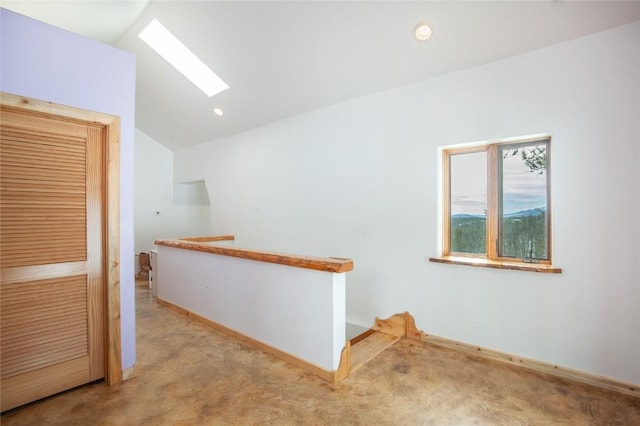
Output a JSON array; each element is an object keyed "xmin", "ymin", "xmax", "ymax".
[
  {"xmin": 0, "ymin": 9, "xmax": 137, "ymax": 369},
  {"xmin": 175, "ymin": 22, "xmax": 640, "ymax": 384},
  {"xmin": 157, "ymin": 246, "xmax": 346, "ymax": 371},
  {"xmin": 174, "ymin": 181, "xmax": 210, "ymax": 206},
  {"xmin": 134, "ymin": 129, "xmax": 210, "ymax": 255}
]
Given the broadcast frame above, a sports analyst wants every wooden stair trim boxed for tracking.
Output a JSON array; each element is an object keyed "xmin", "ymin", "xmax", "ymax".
[
  {"xmin": 350, "ymin": 332, "xmax": 400, "ymax": 373},
  {"xmin": 333, "ymin": 342, "xmax": 351, "ymax": 385},
  {"xmin": 345, "ymin": 311, "xmax": 425, "ymax": 377},
  {"xmin": 349, "ymin": 328, "xmax": 376, "ymax": 346},
  {"xmin": 373, "ymin": 311, "xmax": 426, "ymax": 341},
  {"xmin": 403, "ymin": 312, "xmax": 426, "ymax": 341}
]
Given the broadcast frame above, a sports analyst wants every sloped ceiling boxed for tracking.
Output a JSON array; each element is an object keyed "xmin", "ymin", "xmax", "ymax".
[
  {"xmin": 1, "ymin": 0, "xmax": 150, "ymax": 44},
  {"xmin": 3, "ymin": 1, "xmax": 640, "ymax": 150}
]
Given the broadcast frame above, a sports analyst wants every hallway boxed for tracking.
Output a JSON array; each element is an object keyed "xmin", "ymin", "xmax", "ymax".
[{"xmin": 2, "ymin": 281, "xmax": 639, "ymax": 425}]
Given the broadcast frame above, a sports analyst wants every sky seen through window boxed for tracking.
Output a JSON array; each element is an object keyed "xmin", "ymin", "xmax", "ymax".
[{"xmin": 450, "ymin": 146, "xmax": 546, "ymax": 216}]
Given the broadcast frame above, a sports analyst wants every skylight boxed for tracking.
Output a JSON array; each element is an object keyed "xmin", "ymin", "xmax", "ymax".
[{"xmin": 139, "ymin": 19, "xmax": 228, "ymax": 97}]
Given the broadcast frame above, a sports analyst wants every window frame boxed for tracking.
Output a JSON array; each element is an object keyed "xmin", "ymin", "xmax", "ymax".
[{"xmin": 435, "ymin": 135, "xmax": 560, "ymax": 273}]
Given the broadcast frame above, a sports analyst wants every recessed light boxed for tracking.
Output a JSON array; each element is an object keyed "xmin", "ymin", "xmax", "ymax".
[
  {"xmin": 139, "ymin": 19, "xmax": 229, "ymax": 97},
  {"xmin": 415, "ymin": 23, "xmax": 432, "ymax": 41},
  {"xmin": 213, "ymin": 108, "xmax": 224, "ymax": 116}
]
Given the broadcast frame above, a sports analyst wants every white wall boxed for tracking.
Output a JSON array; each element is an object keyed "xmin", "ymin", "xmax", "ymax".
[
  {"xmin": 1, "ymin": 9, "xmax": 137, "ymax": 370},
  {"xmin": 157, "ymin": 246, "xmax": 346, "ymax": 371},
  {"xmin": 134, "ymin": 129, "xmax": 210, "ymax": 256},
  {"xmin": 175, "ymin": 22, "xmax": 640, "ymax": 384}
]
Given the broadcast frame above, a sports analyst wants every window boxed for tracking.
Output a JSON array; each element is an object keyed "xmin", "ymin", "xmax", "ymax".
[{"xmin": 432, "ymin": 136, "xmax": 561, "ymax": 273}]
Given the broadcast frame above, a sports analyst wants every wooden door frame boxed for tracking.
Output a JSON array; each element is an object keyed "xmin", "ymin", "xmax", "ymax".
[{"xmin": 1, "ymin": 92, "xmax": 123, "ymax": 385}]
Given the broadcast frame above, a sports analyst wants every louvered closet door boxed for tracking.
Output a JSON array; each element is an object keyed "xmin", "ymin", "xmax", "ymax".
[{"xmin": 0, "ymin": 109, "xmax": 105, "ymax": 411}]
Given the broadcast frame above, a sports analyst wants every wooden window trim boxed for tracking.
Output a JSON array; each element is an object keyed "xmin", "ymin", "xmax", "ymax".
[
  {"xmin": 433, "ymin": 136, "xmax": 561, "ymax": 273},
  {"xmin": 429, "ymin": 255, "xmax": 562, "ymax": 273}
]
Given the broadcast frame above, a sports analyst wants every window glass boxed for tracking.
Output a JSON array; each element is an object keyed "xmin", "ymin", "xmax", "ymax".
[
  {"xmin": 499, "ymin": 142, "xmax": 549, "ymax": 260},
  {"xmin": 450, "ymin": 151, "xmax": 487, "ymax": 255}
]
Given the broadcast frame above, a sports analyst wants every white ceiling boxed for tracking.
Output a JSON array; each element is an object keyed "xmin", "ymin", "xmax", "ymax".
[
  {"xmin": 3, "ymin": 1, "xmax": 640, "ymax": 151},
  {"xmin": 2, "ymin": 0, "xmax": 150, "ymax": 44}
]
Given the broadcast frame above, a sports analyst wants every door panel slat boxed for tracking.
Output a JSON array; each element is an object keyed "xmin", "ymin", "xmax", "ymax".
[
  {"xmin": 0, "ymin": 276, "xmax": 88, "ymax": 380},
  {"xmin": 0, "ymin": 128, "xmax": 87, "ymax": 268}
]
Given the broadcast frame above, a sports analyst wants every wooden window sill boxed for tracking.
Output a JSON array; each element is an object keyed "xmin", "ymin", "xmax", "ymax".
[{"xmin": 429, "ymin": 256, "xmax": 562, "ymax": 273}]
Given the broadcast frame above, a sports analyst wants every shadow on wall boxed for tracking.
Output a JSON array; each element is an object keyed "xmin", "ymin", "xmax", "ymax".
[
  {"xmin": 135, "ymin": 180, "xmax": 211, "ymax": 277},
  {"xmin": 174, "ymin": 180, "xmax": 210, "ymax": 206}
]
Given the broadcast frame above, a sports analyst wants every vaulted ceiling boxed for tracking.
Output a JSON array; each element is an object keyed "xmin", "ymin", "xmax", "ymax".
[{"xmin": 3, "ymin": 1, "xmax": 639, "ymax": 150}]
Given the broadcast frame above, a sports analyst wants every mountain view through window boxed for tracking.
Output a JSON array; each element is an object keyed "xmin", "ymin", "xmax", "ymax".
[{"xmin": 449, "ymin": 139, "xmax": 549, "ymax": 260}]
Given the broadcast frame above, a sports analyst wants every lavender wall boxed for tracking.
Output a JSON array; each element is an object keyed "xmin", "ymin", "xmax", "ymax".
[{"xmin": 1, "ymin": 9, "xmax": 137, "ymax": 370}]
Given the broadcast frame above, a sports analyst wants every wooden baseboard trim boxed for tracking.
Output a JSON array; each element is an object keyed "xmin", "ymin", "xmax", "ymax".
[
  {"xmin": 423, "ymin": 333, "xmax": 639, "ymax": 398},
  {"xmin": 156, "ymin": 298, "xmax": 346, "ymax": 385},
  {"xmin": 121, "ymin": 366, "xmax": 135, "ymax": 381}
]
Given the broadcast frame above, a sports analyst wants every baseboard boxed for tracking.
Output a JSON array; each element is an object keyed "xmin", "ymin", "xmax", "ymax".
[
  {"xmin": 423, "ymin": 333, "xmax": 639, "ymax": 398},
  {"xmin": 156, "ymin": 297, "xmax": 348, "ymax": 385},
  {"xmin": 122, "ymin": 366, "xmax": 135, "ymax": 381},
  {"xmin": 147, "ymin": 300, "xmax": 639, "ymax": 396}
]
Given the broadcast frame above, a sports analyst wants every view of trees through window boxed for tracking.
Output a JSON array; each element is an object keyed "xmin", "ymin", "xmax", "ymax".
[
  {"xmin": 450, "ymin": 151, "xmax": 486, "ymax": 254},
  {"xmin": 499, "ymin": 143, "xmax": 548, "ymax": 259},
  {"xmin": 448, "ymin": 139, "xmax": 549, "ymax": 261}
]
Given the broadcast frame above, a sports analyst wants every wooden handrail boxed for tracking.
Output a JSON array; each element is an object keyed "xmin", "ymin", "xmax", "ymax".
[
  {"xmin": 154, "ymin": 237, "xmax": 353, "ymax": 273},
  {"xmin": 178, "ymin": 235, "xmax": 235, "ymax": 243}
]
